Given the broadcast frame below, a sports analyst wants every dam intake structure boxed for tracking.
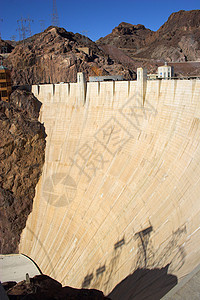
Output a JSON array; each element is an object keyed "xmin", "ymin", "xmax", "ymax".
[{"xmin": 19, "ymin": 73, "xmax": 200, "ymax": 295}]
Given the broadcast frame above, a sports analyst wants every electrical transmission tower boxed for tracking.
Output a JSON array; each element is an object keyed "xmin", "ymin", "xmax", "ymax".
[
  {"xmin": 10, "ymin": 35, "xmax": 16, "ymax": 46},
  {"xmin": 26, "ymin": 16, "xmax": 34, "ymax": 37},
  {"xmin": 17, "ymin": 18, "xmax": 27, "ymax": 41},
  {"xmin": 39, "ymin": 20, "xmax": 45, "ymax": 32},
  {"xmin": 51, "ymin": 0, "xmax": 59, "ymax": 27},
  {"xmin": 11, "ymin": 35, "xmax": 16, "ymax": 41},
  {"xmin": 17, "ymin": 17, "xmax": 34, "ymax": 43}
]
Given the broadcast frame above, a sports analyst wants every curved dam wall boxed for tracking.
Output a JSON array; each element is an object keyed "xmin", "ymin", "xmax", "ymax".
[{"xmin": 19, "ymin": 79, "xmax": 200, "ymax": 294}]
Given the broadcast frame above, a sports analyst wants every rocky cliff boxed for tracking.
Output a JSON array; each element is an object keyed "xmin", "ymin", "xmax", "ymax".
[
  {"xmin": 1, "ymin": 10, "xmax": 200, "ymax": 85},
  {"xmin": 0, "ymin": 89, "xmax": 46, "ymax": 254},
  {"xmin": 97, "ymin": 22, "xmax": 153, "ymax": 52},
  {"xmin": 97, "ymin": 10, "xmax": 200, "ymax": 76},
  {"xmin": 2, "ymin": 26, "xmax": 135, "ymax": 85},
  {"xmin": 137, "ymin": 10, "xmax": 200, "ymax": 62},
  {"xmin": 98, "ymin": 10, "xmax": 200, "ymax": 62}
]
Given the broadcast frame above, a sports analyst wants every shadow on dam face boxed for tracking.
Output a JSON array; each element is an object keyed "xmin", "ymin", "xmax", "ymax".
[
  {"xmin": 108, "ymin": 265, "xmax": 177, "ymax": 300},
  {"xmin": 81, "ymin": 224, "xmax": 185, "ymax": 294},
  {"xmin": 107, "ymin": 225, "xmax": 185, "ymax": 299}
]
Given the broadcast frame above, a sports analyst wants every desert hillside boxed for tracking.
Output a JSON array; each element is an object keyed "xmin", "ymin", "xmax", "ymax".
[
  {"xmin": 1, "ymin": 27, "xmax": 135, "ymax": 85},
  {"xmin": 1, "ymin": 10, "xmax": 200, "ymax": 84}
]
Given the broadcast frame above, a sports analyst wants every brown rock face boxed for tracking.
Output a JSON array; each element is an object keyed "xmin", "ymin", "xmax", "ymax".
[
  {"xmin": 137, "ymin": 10, "xmax": 200, "ymax": 62},
  {"xmin": 98, "ymin": 10, "xmax": 200, "ymax": 62},
  {"xmin": 5, "ymin": 275, "xmax": 109, "ymax": 299},
  {"xmin": 97, "ymin": 22, "xmax": 153, "ymax": 51},
  {"xmin": 2, "ymin": 26, "xmax": 135, "ymax": 85},
  {"xmin": 2, "ymin": 10, "xmax": 200, "ymax": 84},
  {"xmin": 0, "ymin": 39, "xmax": 14, "ymax": 53},
  {"xmin": 97, "ymin": 10, "xmax": 200, "ymax": 76},
  {"xmin": 0, "ymin": 89, "xmax": 46, "ymax": 254},
  {"xmin": 1, "ymin": 10, "xmax": 200, "ymax": 84}
]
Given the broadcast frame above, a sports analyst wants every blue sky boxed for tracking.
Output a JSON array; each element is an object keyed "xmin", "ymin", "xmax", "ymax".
[{"xmin": 0, "ymin": 0, "xmax": 199, "ymax": 41}]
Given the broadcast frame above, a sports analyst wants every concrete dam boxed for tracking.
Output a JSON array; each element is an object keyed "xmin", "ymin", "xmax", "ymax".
[{"xmin": 19, "ymin": 76, "xmax": 200, "ymax": 295}]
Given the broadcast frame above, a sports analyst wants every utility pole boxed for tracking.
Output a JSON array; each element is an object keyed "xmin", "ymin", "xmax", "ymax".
[{"xmin": 51, "ymin": 0, "xmax": 59, "ymax": 27}]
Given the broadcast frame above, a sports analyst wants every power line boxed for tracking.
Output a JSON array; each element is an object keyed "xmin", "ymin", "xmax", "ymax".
[{"xmin": 51, "ymin": 0, "xmax": 59, "ymax": 27}]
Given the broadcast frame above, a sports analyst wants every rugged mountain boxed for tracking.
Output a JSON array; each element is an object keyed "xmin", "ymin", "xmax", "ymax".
[
  {"xmin": 97, "ymin": 10, "xmax": 200, "ymax": 74},
  {"xmin": 1, "ymin": 10, "xmax": 200, "ymax": 84},
  {"xmin": 97, "ymin": 22, "xmax": 153, "ymax": 51},
  {"xmin": 136, "ymin": 10, "xmax": 200, "ymax": 62},
  {"xmin": 0, "ymin": 89, "xmax": 46, "ymax": 253},
  {"xmin": 1, "ymin": 26, "xmax": 135, "ymax": 85}
]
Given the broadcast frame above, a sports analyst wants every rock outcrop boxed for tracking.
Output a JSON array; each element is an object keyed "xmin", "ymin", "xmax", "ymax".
[
  {"xmin": 2, "ymin": 26, "xmax": 135, "ymax": 85},
  {"xmin": 97, "ymin": 10, "xmax": 200, "ymax": 76},
  {"xmin": 137, "ymin": 10, "xmax": 200, "ymax": 62},
  {"xmin": 0, "ymin": 89, "xmax": 46, "ymax": 254},
  {"xmin": 4, "ymin": 275, "xmax": 110, "ymax": 299},
  {"xmin": 1, "ymin": 10, "xmax": 200, "ymax": 83},
  {"xmin": 98, "ymin": 10, "xmax": 200, "ymax": 62},
  {"xmin": 97, "ymin": 22, "xmax": 153, "ymax": 51},
  {"xmin": 0, "ymin": 39, "xmax": 14, "ymax": 54}
]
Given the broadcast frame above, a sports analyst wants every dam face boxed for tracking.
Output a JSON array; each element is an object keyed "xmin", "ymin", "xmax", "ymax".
[{"xmin": 19, "ymin": 79, "xmax": 200, "ymax": 294}]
